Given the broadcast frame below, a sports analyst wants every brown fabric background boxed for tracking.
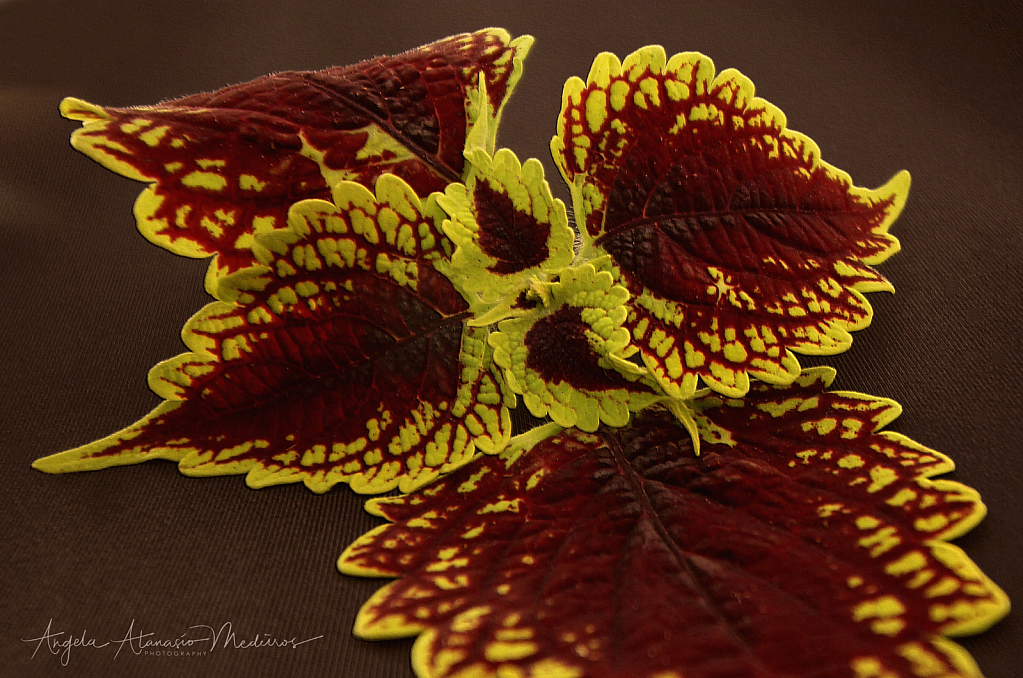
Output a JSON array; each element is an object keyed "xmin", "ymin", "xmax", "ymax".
[{"xmin": 2, "ymin": 1, "xmax": 1020, "ymax": 676}]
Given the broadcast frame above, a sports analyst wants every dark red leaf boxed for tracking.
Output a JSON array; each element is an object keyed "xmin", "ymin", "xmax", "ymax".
[
  {"xmin": 340, "ymin": 369, "xmax": 1006, "ymax": 677},
  {"xmin": 34, "ymin": 177, "xmax": 512, "ymax": 494},
  {"xmin": 61, "ymin": 29, "xmax": 532, "ymax": 271},
  {"xmin": 552, "ymin": 48, "xmax": 908, "ymax": 398}
]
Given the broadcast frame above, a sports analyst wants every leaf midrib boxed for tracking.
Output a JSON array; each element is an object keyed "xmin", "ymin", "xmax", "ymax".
[
  {"xmin": 594, "ymin": 205, "xmax": 870, "ymax": 260},
  {"xmin": 600, "ymin": 429, "xmax": 777, "ymax": 675},
  {"xmin": 296, "ymin": 72, "xmax": 461, "ymax": 185},
  {"xmin": 199, "ymin": 309, "xmax": 472, "ymax": 419}
]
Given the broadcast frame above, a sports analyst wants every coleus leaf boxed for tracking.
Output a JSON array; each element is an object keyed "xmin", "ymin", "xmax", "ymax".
[
  {"xmin": 60, "ymin": 29, "xmax": 533, "ymax": 274},
  {"xmin": 552, "ymin": 47, "xmax": 909, "ymax": 399},
  {"xmin": 339, "ymin": 368, "xmax": 1007, "ymax": 678},
  {"xmin": 33, "ymin": 175, "xmax": 512, "ymax": 494},
  {"xmin": 489, "ymin": 262, "xmax": 660, "ymax": 432},
  {"xmin": 435, "ymin": 147, "xmax": 575, "ymax": 320}
]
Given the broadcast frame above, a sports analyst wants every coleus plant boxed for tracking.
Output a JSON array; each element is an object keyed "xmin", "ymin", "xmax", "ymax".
[{"xmin": 34, "ymin": 28, "xmax": 1009, "ymax": 678}]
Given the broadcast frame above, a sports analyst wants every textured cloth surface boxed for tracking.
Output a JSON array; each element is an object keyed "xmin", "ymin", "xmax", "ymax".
[{"xmin": 2, "ymin": 1, "xmax": 1020, "ymax": 676}]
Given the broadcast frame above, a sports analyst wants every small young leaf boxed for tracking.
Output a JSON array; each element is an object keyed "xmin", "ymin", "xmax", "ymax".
[
  {"xmin": 340, "ymin": 370, "xmax": 1006, "ymax": 678},
  {"xmin": 61, "ymin": 29, "xmax": 533, "ymax": 273},
  {"xmin": 33, "ymin": 175, "xmax": 512, "ymax": 494},
  {"xmin": 489, "ymin": 263, "xmax": 660, "ymax": 432},
  {"xmin": 552, "ymin": 47, "xmax": 909, "ymax": 399},
  {"xmin": 435, "ymin": 147, "xmax": 575, "ymax": 317}
]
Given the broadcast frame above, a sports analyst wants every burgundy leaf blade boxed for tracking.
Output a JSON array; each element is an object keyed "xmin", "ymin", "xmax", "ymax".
[
  {"xmin": 552, "ymin": 48, "xmax": 908, "ymax": 398},
  {"xmin": 33, "ymin": 176, "xmax": 512, "ymax": 494},
  {"xmin": 61, "ymin": 29, "xmax": 532, "ymax": 271},
  {"xmin": 339, "ymin": 369, "xmax": 1006, "ymax": 678}
]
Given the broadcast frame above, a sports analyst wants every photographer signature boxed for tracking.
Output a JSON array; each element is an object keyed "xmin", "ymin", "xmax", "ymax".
[{"xmin": 22, "ymin": 618, "xmax": 323, "ymax": 666}]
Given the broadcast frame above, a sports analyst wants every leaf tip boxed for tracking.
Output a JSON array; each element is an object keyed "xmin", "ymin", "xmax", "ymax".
[
  {"xmin": 870, "ymin": 169, "xmax": 912, "ymax": 239},
  {"xmin": 354, "ymin": 586, "xmax": 426, "ymax": 640},
  {"xmin": 925, "ymin": 542, "xmax": 1011, "ymax": 637},
  {"xmin": 336, "ymin": 524, "xmax": 397, "ymax": 576},
  {"xmin": 800, "ymin": 365, "xmax": 838, "ymax": 388},
  {"xmin": 586, "ymin": 51, "xmax": 623, "ymax": 88},
  {"xmin": 31, "ymin": 452, "xmax": 67, "ymax": 474},
  {"xmin": 510, "ymin": 33, "xmax": 535, "ymax": 59},
  {"xmin": 886, "ymin": 169, "xmax": 912, "ymax": 206},
  {"xmin": 363, "ymin": 496, "xmax": 395, "ymax": 519},
  {"xmin": 621, "ymin": 44, "xmax": 668, "ymax": 77},
  {"xmin": 59, "ymin": 96, "xmax": 110, "ymax": 122},
  {"xmin": 928, "ymin": 637, "xmax": 987, "ymax": 678}
]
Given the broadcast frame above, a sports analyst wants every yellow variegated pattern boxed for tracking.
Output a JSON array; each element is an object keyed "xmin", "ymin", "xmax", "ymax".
[
  {"xmin": 551, "ymin": 46, "xmax": 908, "ymax": 400},
  {"xmin": 36, "ymin": 28, "xmax": 1008, "ymax": 678},
  {"xmin": 489, "ymin": 263, "xmax": 660, "ymax": 432},
  {"xmin": 60, "ymin": 29, "xmax": 535, "ymax": 275},
  {"xmin": 436, "ymin": 147, "xmax": 575, "ymax": 319},
  {"xmin": 35, "ymin": 176, "xmax": 513, "ymax": 495},
  {"xmin": 340, "ymin": 376, "xmax": 1005, "ymax": 678},
  {"xmin": 692, "ymin": 368, "xmax": 1009, "ymax": 658}
]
